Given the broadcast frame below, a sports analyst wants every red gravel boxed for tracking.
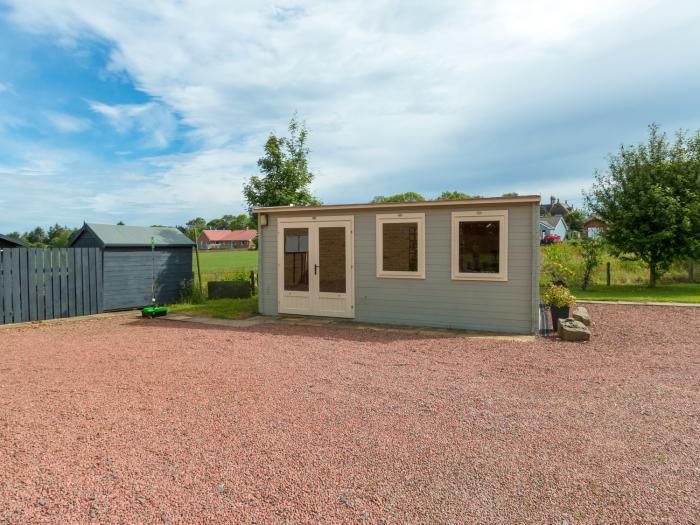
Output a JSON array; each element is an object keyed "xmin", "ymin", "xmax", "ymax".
[{"xmin": 0, "ymin": 304, "xmax": 698, "ymax": 524}]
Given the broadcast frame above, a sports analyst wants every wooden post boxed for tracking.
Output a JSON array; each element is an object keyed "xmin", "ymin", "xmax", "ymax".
[
  {"xmin": 249, "ymin": 270, "xmax": 256, "ymax": 295},
  {"xmin": 690, "ymin": 259, "xmax": 694, "ymax": 282},
  {"xmin": 194, "ymin": 239, "xmax": 203, "ymax": 295},
  {"xmin": 606, "ymin": 262, "xmax": 611, "ymax": 286}
]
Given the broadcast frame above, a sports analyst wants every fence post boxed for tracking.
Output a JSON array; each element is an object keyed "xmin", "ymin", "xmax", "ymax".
[
  {"xmin": 606, "ymin": 262, "xmax": 611, "ymax": 286},
  {"xmin": 689, "ymin": 259, "xmax": 694, "ymax": 282},
  {"xmin": 249, "ymin": 270, "xmax": 256, "ymax": 295}
]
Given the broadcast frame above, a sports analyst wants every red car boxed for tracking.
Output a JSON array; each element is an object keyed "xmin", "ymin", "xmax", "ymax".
[{"xmin": 541, "ymin": 234, "xmax": 561, "ymax": 245}]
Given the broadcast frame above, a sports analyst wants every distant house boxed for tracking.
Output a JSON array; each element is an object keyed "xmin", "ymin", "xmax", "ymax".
[
  {"xmin": 540, "ymin": 196, "xmax": 572, "ymax": 217},
  {"xmin": 0, "ymin": 233, "xmax": 28, "ymax": 248},
  {"xmin": 539, "ymin": 215, "xmax": 568, "ymax": 240},
  {"xmin": 197, "ymin": 229, "xmax": 257, "ymax": 250},
  {"xmin": 583, "ymin": 216, "xmax": 608, "ymax": 239}
]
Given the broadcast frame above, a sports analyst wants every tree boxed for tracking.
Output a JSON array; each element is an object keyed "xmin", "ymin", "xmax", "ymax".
[
  {"xmin": 206, "ymin": 218, "xmax": 226, "ymax": 230},
  {"xmin": 243, "ymin": 116, "xmax": 320, "ymax": 221},
  {"xmin": 117, "ymin": 221, "xmax": 125, "ymax": 225},
  {"xmin": 24, "ymin": 227, "xmax": 47, "ymax": 246},
  {"xmin": 436, "ymin": 191, "xmax": 480, "ymax": 200},
  {"xmin": 226, "ymin": 214, "xmax": 252, "ymax": 230},
  {"xmin": 580, "ymin": 238, "xmax": 602, "ymax": 290},
  {"xmin": 371, "ymin": 192, "xmax": 425, "ymax": 203},
  {"xmin": 565, "ymin": 209, "xmax": 586, "ymax": 234},
  {"xmin": 502, "ymin": 192, "xmax": 519, "ymax": 197},
  {"xmin": 586, "ymin": 124, "xmax": 700, "ymax": 287},
  {"xmin": 186, "ymin": 217, "xmax": 207, "ymax": 232}
]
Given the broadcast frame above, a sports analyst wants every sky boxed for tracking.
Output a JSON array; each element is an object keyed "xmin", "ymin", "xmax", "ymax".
[{"xmin": 1, "ymin": 0, "xmax": 700, "ymax": 232}]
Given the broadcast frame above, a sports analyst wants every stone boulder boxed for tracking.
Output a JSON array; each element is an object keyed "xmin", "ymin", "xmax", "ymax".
[
  {"xmin": 572, "ymin": 306, "xmax": 591, "ymax": 326},
  {"xmin": 557, "ymin": 318, "xmax": 591, "ymax": 341}
]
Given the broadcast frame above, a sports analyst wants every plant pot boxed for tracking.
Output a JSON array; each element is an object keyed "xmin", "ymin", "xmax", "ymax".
[{"xmin": 549, "ymin": 305, "xmax": 570, "ymax": 331}]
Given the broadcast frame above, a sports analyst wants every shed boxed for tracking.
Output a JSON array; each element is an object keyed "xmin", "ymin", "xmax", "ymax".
[
  {"xmin": 0, "ymin": 233, "xmax": 29, "ymax": 248},
  {"xmin": 69, "ymin": 223, "xmax": 194, "ymax": 310},
  {"xmin": 254, "ymin": 195, "xmax": 541, "ymax": 334}
]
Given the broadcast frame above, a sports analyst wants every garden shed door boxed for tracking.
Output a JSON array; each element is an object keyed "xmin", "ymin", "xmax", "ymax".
[{"xmin": 277, "ymin": 216, "xmax": 354, "ymax": 318}]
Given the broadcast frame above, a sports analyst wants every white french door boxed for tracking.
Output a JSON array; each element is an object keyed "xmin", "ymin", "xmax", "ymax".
[{"xmin": 277, "ymin": 216, "xmax": 354, "ymax": 318}]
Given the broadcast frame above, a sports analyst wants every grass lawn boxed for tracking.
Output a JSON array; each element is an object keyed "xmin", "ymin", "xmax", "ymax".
[
  {"xmin": 194, "ymin": 250, "xmax": 258, "ymax": 275},
  {"xmin": 168, "ymin": 296, "xmax": 258, "ymax": 318},
  {"xmin": 571, "ymin": 283, "xmax": 700, "ymax": 303}
]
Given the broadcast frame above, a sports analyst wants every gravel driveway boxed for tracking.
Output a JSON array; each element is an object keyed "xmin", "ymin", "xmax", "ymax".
[{"xmin": 0, "ymin": 304, "xmax": 698, "ymax": 524}]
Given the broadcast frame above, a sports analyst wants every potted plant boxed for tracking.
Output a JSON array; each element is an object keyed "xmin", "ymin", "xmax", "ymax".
[{"xmin": 542, "ymin": 284, "xmax": 577, "ymax": 331}]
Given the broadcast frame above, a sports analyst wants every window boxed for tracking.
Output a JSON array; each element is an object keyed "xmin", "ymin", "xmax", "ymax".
[
  {"xmin": 284, "ymin": 228, "xmax": 309, "ymax": 291},
  {"xmin": 451, "ymin": 210, "xmax": 508, "ymax": 281},
  {"xmin": 376, "ymin": 213, "xmax": 425, "ymax": 279}
]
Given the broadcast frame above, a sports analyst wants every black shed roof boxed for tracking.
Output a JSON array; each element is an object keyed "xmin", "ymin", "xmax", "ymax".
[{"xmin": 0, "ymin": 233, "xmax": 29, "ymax": 247}]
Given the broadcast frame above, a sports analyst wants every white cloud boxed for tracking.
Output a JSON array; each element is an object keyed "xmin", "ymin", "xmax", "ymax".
[
  {"xmin": 3, "ymin": 0, "xmax": 700, "ymax": 225},
  {"xmin": 0, "ymin": 82, "xmax": 10, "ymax": 93},
  {"xmin": 88, "ymin": 100, "xmax": 177, "ymax": 148},
  {"xmin": 44, "ymin": 110, "xmax": 91, "ymax": 133}
]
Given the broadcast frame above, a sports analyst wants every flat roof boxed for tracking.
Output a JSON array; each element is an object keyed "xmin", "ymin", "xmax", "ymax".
[{"xmin": 254, "ymin": 195, "xmax": 540, "ymax": 214}]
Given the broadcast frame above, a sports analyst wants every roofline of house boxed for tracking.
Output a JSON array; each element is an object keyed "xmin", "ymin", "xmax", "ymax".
[
  {"xmin": 538, "ymin": 215, "xmax": 568, "ymax": 229},
  {"xmin": 254, "ymin": 195, "xmax": 541, "ymax": 214},
  {"xmin": 0, "ymin": 233, "xmax": 29, "ymax": 247},
  {"xmin": 68, "ymin": 223, "xmax": 104, "ymax": 248}
]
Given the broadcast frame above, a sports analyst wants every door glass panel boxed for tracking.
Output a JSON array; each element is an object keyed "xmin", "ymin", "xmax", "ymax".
[
  {"xmin": 382, "ymin": 222, "xmax": 418, "ymax": 272},
  {"xmin": 458, "ymin": 220, "xmax": 500, "ymax": 273},
  {"xmin": 284, "ymin": 228, "xmax": 309, "ymax": 291},
  {"xmin": 319, "ymin": 226, "xmax": 346, "ymax": 293}
]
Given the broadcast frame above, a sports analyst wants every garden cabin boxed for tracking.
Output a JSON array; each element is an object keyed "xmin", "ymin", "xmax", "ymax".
[{"xmin": 255, "ymin": 195, "xmax": 541, "ymax": 334}]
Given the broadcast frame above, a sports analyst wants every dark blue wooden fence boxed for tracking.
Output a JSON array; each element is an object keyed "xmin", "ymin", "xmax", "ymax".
[{"xmin": 0, "ymin": 247, "xmax": 103, "ymax": 325}]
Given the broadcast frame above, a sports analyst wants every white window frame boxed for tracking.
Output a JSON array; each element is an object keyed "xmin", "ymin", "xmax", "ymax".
[
  {"xmin": 451, "ymin": 210, "xmax": 508, "ymax": 281},
  {"xmin": 376, "ymin": 213, "xmax": 426, "ymax": 279}
]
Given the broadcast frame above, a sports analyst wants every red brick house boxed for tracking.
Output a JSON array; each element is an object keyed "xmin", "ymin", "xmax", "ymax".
[{"xmin": 197, "ymin": 229, "xmax": 257, "ymax": 250}]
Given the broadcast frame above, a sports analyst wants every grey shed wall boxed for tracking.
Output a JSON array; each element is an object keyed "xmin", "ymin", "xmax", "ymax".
[
  {"xmin": 72, "ymin": 233, "xmax": 192, "ymax": 310},
  {"xmin": 258, "ymin": 202, "xmax": 540, "ymax": 334}
]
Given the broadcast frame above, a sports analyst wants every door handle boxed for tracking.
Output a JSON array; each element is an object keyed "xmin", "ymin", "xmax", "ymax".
[{"xmin": 314, "ymin": 264, "xmax": 319, "ymax": 275}]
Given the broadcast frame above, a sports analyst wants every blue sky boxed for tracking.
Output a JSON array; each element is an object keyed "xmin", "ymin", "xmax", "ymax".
[{"xmin": 1, "ymin": 0, "xmax": 700, "ymax": 232}]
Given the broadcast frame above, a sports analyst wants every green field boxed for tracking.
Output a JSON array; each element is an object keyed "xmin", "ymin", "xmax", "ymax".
[
  {"xmin": 194, "ymin": 250, "xmax": 258, "ymax": 277},
  {"xmin": 571, "ymin": 283, "xmax": 700, "ymax": 303}
]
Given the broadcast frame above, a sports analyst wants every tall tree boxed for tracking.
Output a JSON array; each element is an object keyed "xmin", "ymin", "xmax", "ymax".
[
  {"xmin": 371, "ymin": 192, "xmax": 425, "ymax": 203},
  {"xmin": 24, "ymin": 227, "xmax": 47, "ymax": 246},
  {"xmin": 586, "ymin": 124, "xmax": 700, "ymax": 287},
  {"xmin": 243, "ymin": 116, "xmax": 320, "ymax": 220},
  {"xmin": 565, "ymin": 209, "xmax": 586, "ymax": 234}
]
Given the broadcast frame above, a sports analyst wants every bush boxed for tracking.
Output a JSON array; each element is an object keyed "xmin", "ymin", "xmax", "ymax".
[
  {"xmin": 580, "ymin": 238, "xmax": 602, "ymax": 290},
  {"xmin": 179, "ymin": 279, "xmax": 207, "ymax": 304},
  {"xmin": 542, "ymin": 284, "xmax": 577, "ymax": 308},
  {"xmin": 541, "ymin": 242, "xmax": 696, "ymax": 287},
  {"xmin": 540, "ymin": 243, "xmax": 577, "ymax": 286}
]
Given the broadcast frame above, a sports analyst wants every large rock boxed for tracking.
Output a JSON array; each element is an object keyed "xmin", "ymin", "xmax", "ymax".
[
  {"xmin": 557, "ymin": 318, "xmax": 591, "ymax": 341},
  {"xmin": 572, "ymin": 306, "xmax": 591, "ymax": 326}
]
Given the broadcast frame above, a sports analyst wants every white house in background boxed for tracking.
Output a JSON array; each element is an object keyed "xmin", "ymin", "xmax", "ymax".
[{"xmin": 539, "ymin": 215, "xmax": 568, "ymax": 240}]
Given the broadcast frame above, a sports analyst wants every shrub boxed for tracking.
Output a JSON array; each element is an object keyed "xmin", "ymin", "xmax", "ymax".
[
  {"xmin": 179, "ymin": 278, "xmax": 207, "ymax": 304},
  {"xmin": 540, "ymin": 243, "xmax": 577, "ymax": 286},
  {"xmin": 580, "ymin": 238, "xmax": 602, "ymax": 290},
  {"xmin": 542, "ymin": 284, "xmax": 577, "ymax": 308}
]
